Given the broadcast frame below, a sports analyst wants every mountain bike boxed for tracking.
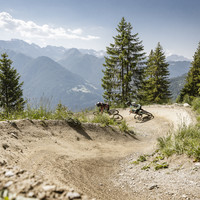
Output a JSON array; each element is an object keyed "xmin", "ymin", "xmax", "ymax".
[
  {"xmin": 93, "ymin": 109, "xmax": 123, "ymax": 121},
  {"xmin": 130, "ymin": 109, "xmax": 154, "ymax": 122}
]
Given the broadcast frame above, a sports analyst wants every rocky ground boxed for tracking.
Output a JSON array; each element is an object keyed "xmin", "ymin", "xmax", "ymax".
[
  {"xmin": 0, "ymin": 163, "xmax": 89, "ymax": 200},
  {"xmin": 0, "ymin": 104, "xmax": 199, "ymax": 200},
  {"xmin": 113, "ymin": 153, "xmax": 200, "ymax": 200}
]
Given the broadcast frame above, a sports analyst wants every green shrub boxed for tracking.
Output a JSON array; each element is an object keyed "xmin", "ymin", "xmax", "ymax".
[
  {"xmin": 157, "ymin": 134, "xmax": 175, "ymax": 157},
  {"xmin": 192, "ymin": 97, "xmax": 200, "ymax": 114},
  {"xmin": 131, "ymin": 161, "xmax": 139, "ymax": 165},
  {"xmin": 53, "ymin": 103, "xmax": 72, "ymax": 120},
  {"xmin": 183, "ymin": 94, "xmax": 194, "ymax": 104},
  {"xmin": 137, "ymin": 155, "xmax": 147, "ymax": 162},
  {"xmin": 154, "ymin": 162, "xmax": 169, "ymax": 170},
  {"xmin": 119, "ymin": 120, "xmax": 129, "ymax": 132},
  {"xmin": 157, "ymin": 126, "xmax": 200, "ymax": 161},
  {"xmin": 152, "ymin": 155, "xmax": 165, "ymax": 163},
  {"xmin": 141, "ymin": 164, "xmax": 150, "ymax": 170},
  {"xmin": 92, "ymin": 113, "xmax": 116, "ymax": 126},
  {"xmin": 74, "ymin": 111, "xmax": 88, "ymax": 123}
]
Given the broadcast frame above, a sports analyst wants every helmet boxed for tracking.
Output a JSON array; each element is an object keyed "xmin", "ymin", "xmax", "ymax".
[
  {"xmin": 96, "ymin": 102, "xmax": 101, "ymax": 107},
  {"xmin": 131, "ymin": 102, "xmax": 136, "ymax": 106}
]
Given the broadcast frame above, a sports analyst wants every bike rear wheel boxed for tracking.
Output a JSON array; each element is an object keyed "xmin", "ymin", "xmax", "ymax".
[
  {"xmin": 147, "ymin": 113, "xmax": 154, "ymax": 119},
  {"xmin": 141, "ymin": 109, "xmax": 154, "ymax": 119},
  {"xmin": 113, "ymin": 114, "xmax": 123, "ymax": 121},
  {"xmin": 134, "ymin": 114, "xmax": 143, "ymax": 121},
  {"xmin": 144, "ymin": 111, "xmax": 154, "ymax": 119}
]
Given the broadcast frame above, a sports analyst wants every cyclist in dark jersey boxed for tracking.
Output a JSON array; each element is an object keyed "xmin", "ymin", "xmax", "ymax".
[{"xmin": 96, "ymin": 102, "xmax": 110, "ymax": 113}]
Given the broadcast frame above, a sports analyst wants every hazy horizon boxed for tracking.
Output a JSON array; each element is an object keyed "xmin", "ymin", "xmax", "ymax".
[{"xmin": 0, "ymin": 0, "xmax": 200, "ymax": 59}]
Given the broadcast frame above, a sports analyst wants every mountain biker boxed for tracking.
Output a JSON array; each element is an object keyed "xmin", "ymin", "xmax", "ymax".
[
  {"xmin": 96, "ymin": 102, "xmax": 110, "ymax": 113},
  {"xmin": 127, "ymin": 101, "xmax": 142, "ymax": 114}
]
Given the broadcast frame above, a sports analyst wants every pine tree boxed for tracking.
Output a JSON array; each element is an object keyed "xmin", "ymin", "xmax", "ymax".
[
  {"xmin": 177, "ymin": 42, "xmax": 200, "ymax": 102},
  {"xmin": 143, "ymin": 43, "xmax": 171, "ymax": 104},
  {"xmin": 102, "ymin": 17, "xmax": 146, "ymax": 105},
  {"xmin": 0, "ymin": 53, "xmax": 25, "ymax": 115},
  {"xmin": 142, "ymin": 50, "xmax": 155, "ymax": 103}
]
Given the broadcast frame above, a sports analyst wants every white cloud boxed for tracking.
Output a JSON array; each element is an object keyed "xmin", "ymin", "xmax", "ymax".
[
  {"xmin": 71, "ymin": 85, "xmax": 91, "ymax": 93},
  {"xmin": 0, "ymin": 12, "xmax": 100, "ymax": 41},
  {"xmin": 67, "ymin": 28, "xmax": 82, "ymax": 35}
]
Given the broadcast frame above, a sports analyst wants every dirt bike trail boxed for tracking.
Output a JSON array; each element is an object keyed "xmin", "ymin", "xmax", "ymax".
[{"xmin": 0, "ymin": 105, "xmax": 197, "ymax": 199}]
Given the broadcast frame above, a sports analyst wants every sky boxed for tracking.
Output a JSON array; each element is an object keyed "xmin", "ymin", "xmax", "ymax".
[{"xmin": 0, "ymin": 0, "xmax": 200, "ymax": 59}]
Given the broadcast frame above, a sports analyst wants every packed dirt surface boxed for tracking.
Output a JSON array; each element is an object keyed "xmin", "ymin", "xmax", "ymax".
[{"xmin": 0, "ymin": 104, "xmax": 200, "ymax": 200}]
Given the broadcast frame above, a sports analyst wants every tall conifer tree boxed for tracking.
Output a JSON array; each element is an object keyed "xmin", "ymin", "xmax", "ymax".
[
  {"xmin": 0, "ymin": 53, "xmax": 25, "ymax": 115},
  {"xmin": 143, "ymin": 43, "xmax": 171, "ymax": 104},
  {"xmin": 102, "ymin": 17, "xmax": 146, "ymax": 105},
  {"xmin": 142, "ymin": 50, "xmax": 155, "ymax": 103},
  {"xmin": 177, "ymin": 42, "xmax": 200, "ymax": 102}
]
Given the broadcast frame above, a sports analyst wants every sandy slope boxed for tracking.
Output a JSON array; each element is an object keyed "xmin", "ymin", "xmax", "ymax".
[{"xmin": 0, "ymin": 104, "xmax": 199, "ymax": 200}]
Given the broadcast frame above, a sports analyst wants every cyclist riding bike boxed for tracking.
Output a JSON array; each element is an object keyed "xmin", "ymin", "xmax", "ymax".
[
  {"xmin": 96, "ymin": 102, "xmax": 110, "ymax": 113},
  {"xmin": 127, "ymin": 101, "xmax": 142, "ymax": 114}
]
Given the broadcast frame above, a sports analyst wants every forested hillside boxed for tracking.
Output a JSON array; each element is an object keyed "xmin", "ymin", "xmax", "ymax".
[
  {"xmin": 169, "ymin": 74, "xmax": 186, "ymax": 100},
  {"xmin": 0, "ymin": 39, "xmax": 192, "ymax": 109}
]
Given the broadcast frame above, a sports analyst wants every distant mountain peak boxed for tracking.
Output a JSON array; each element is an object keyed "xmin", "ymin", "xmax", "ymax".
[
  {"xmin": 68, "ymin": 48, "xmax": 81, "ymax": 54},
  {"xmin": 62, "ymin": 48, "xmax": 82, "ymax": 59},
  {"xmin": 166, "ymin": 54, "xmax": 192, "ymax": 62}
]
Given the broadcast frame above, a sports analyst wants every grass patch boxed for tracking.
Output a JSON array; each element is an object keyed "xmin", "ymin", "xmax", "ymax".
[
  {"xmin": 131, "ymin": 160, "xmax": 139, "ymax": 165},
  {"xmin": 137, "ymin": 155, "xmax": 147, "ymax": 162},
  {"xmin": 91, "ymin": 109, "xmax": 131, "ymax": 133},
  {"xmin": 0, "ymin": 101, "xmax": 131, "ymax": 134},
  {"xmin": 131, "ymin": 152, "xmax": 169, "ymax": 171},
  {"xmin": 156, "ymin": 97, "xmax": 200, "ymax": 161},
  {"xmin": 0, "ymin": 102, "xmax": 82, "ymax": 125},
  {"xmin": 157, "ymin": 125, "xmax": 200, "ymax": 161},
  {"xmin": 91, "ymin": 113, "xmax": 116, "ymax": 127},
  {"xmin": 154, "ymin": 162, "xmax": 169, "ymax": 170},
  {"xmin": 141, "ymin": 164, "xmax": 150, "ymax": 170}
]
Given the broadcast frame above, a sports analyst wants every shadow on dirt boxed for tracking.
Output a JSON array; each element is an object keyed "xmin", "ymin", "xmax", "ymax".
[
  {"xmin": 65, "ymin": 118, "xmax": 92, "ymax": 140},
  {"xmin": 125, "ymin": 131, "xmax": 139, "ymax": 140},
  {"xmin": 75, "ymin": 126, "xmax": 92, "ymax": 140},
  {"xmin": 8, "ymin": 121, "xmax": 21, "ymax": 132}
]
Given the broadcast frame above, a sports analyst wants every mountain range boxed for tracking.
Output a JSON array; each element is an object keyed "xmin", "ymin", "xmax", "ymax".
[
  {"xmin": 0, "ymin": 39, "xmax": 105, "ymax": 60},
  {"xmin": 0, "ymin": 39, "xmax": 192, "ymax": 109},
  {"xmin": 0, "ymin": 41, "xmax": 103, "ymax": 111},
  {"xmin": 166, "ymin": 54, "xmax": 192, "ymax": 62},
  {"xmin": 58, "ymin": 48, "xmax": 104, "ymax": 86},
  {"xmin": 168, "ymin": 61, "xmax": 191, "ymax": 78}
]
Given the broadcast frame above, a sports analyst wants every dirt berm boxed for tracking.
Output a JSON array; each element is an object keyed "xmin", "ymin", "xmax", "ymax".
[{"xmin": 0, "ymin": 104, "xmax": 200, "ymax": 200}]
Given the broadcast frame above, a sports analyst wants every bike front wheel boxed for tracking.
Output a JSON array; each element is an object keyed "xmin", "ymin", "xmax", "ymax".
[
  {"xmin": 134, "ymin": 114, "xmax": 143, "ymax": 121},
  {"xmin": 141, "ymin": 109, "xmax": 154, "ymax": 120},
  {"xmin": 108, "ymin": 109, "xmax": 119, "ymax": 115},
  {"xmin": 144, "ymin": 111, "xmax": 154, "ymax": 119}
]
